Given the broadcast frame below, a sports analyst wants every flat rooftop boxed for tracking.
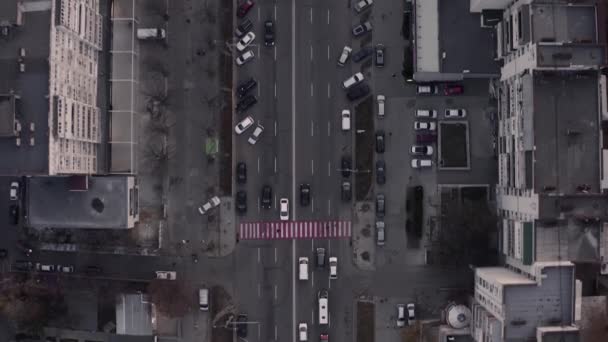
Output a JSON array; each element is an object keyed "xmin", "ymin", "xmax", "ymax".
[
  {"xmin": 531, "ymin": 3, "xmax": 596, "ymax": 44},
  {"xmin": 27, "ymin": 176, "xmax": 130, "ymax": 229}
]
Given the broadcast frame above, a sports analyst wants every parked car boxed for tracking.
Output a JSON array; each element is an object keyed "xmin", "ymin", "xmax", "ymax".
[
  {"xmin": 414, "ymin": 121, "xmax": 436, "ymax": 131},
  {"xmin": 376, "ymin": 194, "xmax": 385, "ymax": 218},
  {"xmin": 407, "ymin": 303, "xmax": 416, "ymax": 325},
  {"xmin": 9, "ymin": 204, "xmax": 19, "ymax": 225},
  {"xmin": 396, "ymin": 304, "xmax": 406, "ymax": 327},
  {"xmin": 376, "ymin": 160, "xmax": 386, "ymax": 185},
  {"xmin": 13, "ymin": 260, "xmax": 33, "ymax": 271},
  {"xmin": 36, "ymin": 263, "xmax": 55, "ymax": 272},
  {"xmin": 237, "ymin": 78, "xmax": 257, "ymax": 97},
  {"xmin": 236, "ymin": 50, "xmax": 255, "ymax": 66},
  {"xmin": 337, "ymin": 46, "xmax": 352, "ymax": 66},
  {"xmin": 300, "ymin": 184, "xmax": 311, "ymax": 206},
  {"xmin": 375, "ymin": 131, "xmax": 385, "ymax": 153},
  {"xmin": 341, "ymin": 181, "xmax": 352, "ymax": 201},
  {"xmin": 410, "ymin": 145, "xmax": 433, "ymax": 156},
  {"xmin": 329, "ymin": 257, "xmax": 338, "ymax": 279},
  {"xmin": 236, "ymin": 31, "xmax": 256, "ymax": 51},
  {"xmin": 444, "ymin": 83, "xmax": 464, "ymax": 95},
  {"xmin": 377, "ymin": 95, "xmax": 385, "ymax": 118},
  {"xmin": 236, "ymin": 18, "xmax": 253, "ymax": 37},
  {"xmin": 237, "ymin": 162, "xmax": 247, "ymax": 184},
  {"xmin": 237, "ymin": 0, "xmax": 254, "ymax": 18},
  {"xmin": 248, "ymin": 123, "xmax": 264, "ymax": 145},
  {"xmin": 416, "ymin": 84, "xmax": 437, "ymax": 95},
  {"xmin": 411, "ymin": 159, "xmax": 433, "ymax": 168},
  {"xmin": 352, "ymin": 46, "xmax": 374, "ymax": 63},
  {"xmin": 9, "ymin": 181, "xmax": 19, "ymax": 201},
  {"xmin": 280, "ymin": 198, "xmax": 289, "ymax": 221},
  {"xmin": 236, "ymin": 95, "xmax": 257, "ymax": 112},
  {"xmin": 341, "ymin": 110, "xmax": 351, "ymax": 131},
  {"xmin": 445, "ymin": 108, "xmax": 467, "ymax": 118},
  {"xmin": 0, "ymin": 249, "xmax": 6, "ymax": 258},
  {"xmin": 342, "ymin": 72, "xmax": 364, "ymax": 89},
  {"xmin": 264, "ymin": 20, "xmax": 275, "ymax": 46},
  {"xmin": 346, "ymin": 83, "xmax": 370, "ymax": 101},
  {"xmin": 156, "ymin": 270, "xmax": 177, "ymax": 280},
  {"xmin": 198, "ymin": 196, "xmax": 221, "ymax": 214},
  {"xmin": 85, "ymin": 265, "xmax": 102, "ymax": 275},
  {"xmin": 354, "ymin": 0, "xmax": 373, "ymax": 12},
  {"xmin": 261, "ymin": 185, "xmax": 272, "ymax": 209},
  {"xmin": 375, "ymin": 44, "xmax": 385, "ymax": 67},
  {"xmin": 352, "ymin": 21, "xmax": 372, "ymax": 37},
  {"xmin": 341, "ymin": 156, "xmax": 352, "ymax": 177},
  {"xmin": 376, "ymin": 220, "xmax": 385, "ymax": 245},
  {"xmin": 235, "ymin": 116, "xmax": 254, "ymax": 134},
  {"xmin": 415, "ymin": 109, "xmax": 437, "ymax": 118},
  {"xmin": 58, "ymin": 265, "xmax": 74, "ymax": 273},
  {"xmin": 236, "ymin": 190, "xmax": 247, "ymax": 214},
  {"xmin": 237, "ymin": 314, "xmax": 248, "ymax": 337}
]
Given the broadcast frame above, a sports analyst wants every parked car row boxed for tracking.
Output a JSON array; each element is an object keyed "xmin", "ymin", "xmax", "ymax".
[{"xmin": 235, "ymin": 1, "xmax": 274, "ymax": 66}]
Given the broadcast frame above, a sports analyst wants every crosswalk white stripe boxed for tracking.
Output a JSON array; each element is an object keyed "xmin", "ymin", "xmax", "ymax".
[
  {"xmin": 298, "ymin": 222, "xmax": 302, "ymax": 238},
  {"xmin": 347, "ymin": 221, "xmax": 351, "ymax": 236},
  {"xmin": 280, "ymin": 222, "xmax": 284, "ymax": 239},
  {"xmin": 292, "ymin": 222, "xmax": 295, "ymax": 238},
  {"xmin": 303, "ymin": 222, "xmax": 307, "ymax": 238}
]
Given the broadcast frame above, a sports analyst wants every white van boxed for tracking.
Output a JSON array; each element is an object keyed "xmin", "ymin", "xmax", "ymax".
[
  {"xmin": 199, "ymin": 288, "xmax": 209, "ymax": 311},
  {"xmin": 298, "ymin": 257, "xmax": 309, "ymax": 280},
  {"xmin": 329, "ymin": 257, "xmax": 338, "ymax": 279},
  {"xmin": 341, "ymin": 110, "xmax": 351, "ymax": 131},
  {"xmin": 377, "ymin": 95, "xmax": 385, "ymax": 118},
  {"xmin": 318, "ymin": 290, "xmax": 328, "ymax": 325}
]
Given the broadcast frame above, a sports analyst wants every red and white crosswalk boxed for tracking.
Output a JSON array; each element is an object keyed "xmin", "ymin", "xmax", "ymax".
[{"xmin": 238, "ymin": 221, "xmax": 352, "ymax": 240}]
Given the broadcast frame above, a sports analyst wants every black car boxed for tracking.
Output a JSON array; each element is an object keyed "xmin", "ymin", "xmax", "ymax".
[
  {"xmin": 236, "ymin": 95, "xmax": 257, "ymax": 112},
  {"xmin": 236, "ymin": 162, "xmax": 247, "ymax": 184},
  {"xmin": 237, "ymin": 78, "xmax": 257, "ymax": 98},
  {"xmin": 352, "ymin": 46, "xmax": 374, "ymax": 63},
  {"xmin": 341, "ymin": 181, "xmax": 352, "ymax": 201},
  {"xmin": 236, "ymin": 18, "xmax": 253, "ymax": 38},
  {"xmin": 236, "ymin": 191, "xmax": 247, "ymax": 214},
  {"xmin": 316, "ymin": 247, "xmax": 326, "ymax": 268},
  {"xmin": 375, "ymin": 44, "xmax": 385, "ymax": 67},
  {"xmin": 13, "ymin": 260, "xmax": 33, "ymax": 271},
  {"xmin": 347, "ymin": 83, "xmax": 370, "ymax": 101},
  {"xmin": 300, "ymin": 184, "xmax": 311, "ymax": 206},
  {"xmin": 376, "ymin": 160, "xmax": 386, "ymax": 185},
  {"xmin": 237, "ymin": 314, "xmax": 248, "ymax": 337},
  {"xmin": 341, "ymin": 156, "xmax": 352, "ymax": 177},
  {"xmin": 375, "ymin": 131, "xmax": 385, "ymax": 153},
  {"xmin": 85, "ymin": 265, "xmax": 102, "ymax": 276},
  {"xmin": 9, "ymin": 204, "xmax": 19, "ymax": 225},
  {"xmin": 264, "ymin": 20, "xmax": 275, "ymax": 46},
  {"xmin": 376, "ymin": 194, "xmax": 385, "ymax": 218},
  {"xmin": 261, "ymin": 185, "xmax": 272, "ymax": 209}
]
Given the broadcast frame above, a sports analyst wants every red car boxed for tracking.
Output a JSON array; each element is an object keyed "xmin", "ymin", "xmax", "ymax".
[
  {"xmin": 237, "ymin": 0, "xmax": 254, "ymax": 18},
  {"xmin": 444, "ymin": 84, "xmax": 464, "ymax": 95}
]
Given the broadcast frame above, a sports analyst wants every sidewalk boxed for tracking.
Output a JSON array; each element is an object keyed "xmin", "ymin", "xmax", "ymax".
[
  {"xmin": 202, "ymin": 196, "xmax": 236, "ymax": 257},
  {"xmin": 352, "ymin": 201, "xmax": 376, "ymax": 271}
]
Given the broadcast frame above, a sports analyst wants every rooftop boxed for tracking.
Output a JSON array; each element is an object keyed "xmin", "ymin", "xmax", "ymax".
[
  {"xmin": 476, "ymin": 267, "xmax": 536, "ymax": 285},
  {"xmin": 530, "ymin": 3, "xmax": 596, "ymax": 44}
]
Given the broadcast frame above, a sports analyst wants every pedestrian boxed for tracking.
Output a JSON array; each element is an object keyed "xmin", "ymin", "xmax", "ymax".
[{"xmin": 392, "ymin": 73, "xmax": 396, "ymax": 78}]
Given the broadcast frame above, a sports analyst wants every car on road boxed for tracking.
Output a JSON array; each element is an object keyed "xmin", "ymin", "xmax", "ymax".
[
  {"xmin": 352, "ymin": 21, "xmax": 372, "ymax": 36},
  {"xmin": 237, "ymin": 0, "xmax": 254, "ymax": 18},
  {"xmin": 397, "ymin": 304, "xmax": 406, "ymax": 327},
  {"xmin": 415, "ymin": 109, "xmax": 437, "ymax": 118},
  {"xmin": 36, "ymin": 263, "xmax": 55, "ymax": 272},
  {"xmin": 237, "ymin": 162, "xmax": 247, "ymax": 184},
  {"xmin": 58, "ymin": 265, "xmax": 74, "ymax": 273},
  {"xmin": 376, "ymin": 194, "xmax": 385, "ymax": 218},
  {"xmin": 444, "ymin": 83, "xmax": 464, "ymax": 95},
  {"xmin": 346, "ymin": 83, "xmax": 370, "ymax": 101},
  {"xmin": 410, "ymin": 145, "xmax": 433, "ymax": 156},
  {"xmin": 320, "ymin": 334, "xmax": 329, "ymax": 342},
  {"xmin": 236, "ymin": 190, "xmax": 247, "ymax": 214},
  {"xmin": 13, "ymin": 260, "xmax": 33, "ymax": 271},
  {"xmin": 445, "ymin": 108, "xmax": 467, "ymax": 118},
  {"xmin": 298, "ymin": 323, "xmax": 308, "ymax": 341},
  {"xmin": 416, "ymin": 84, "xmax": 438, "ymax": 95},
  {"xmin": 376, "ymin": 220, "xmax": 385, "ymax": 245},
  {"xmin": 329, "ymin": 257, "xmax": 338, "ymax": 279},
  {"xmin": 247, "ymin": 123, "xmax": 264, "ymax": 145},
  {"xmin": 407, "ymin": 303, "xmax": 416, "ymax": 325},
  {"xmin": 85, "ymin": 265, "xmax": 102, "ymax": 275},
  {"xmin": 237, "ymin": 78, "xmax": 257, "ymax": 97},
  {"xmin": 375, "ymin": 130, "xmax": 385, "ymax": 153},
  {"xmin": 354, "ymin": 0, "xmax": 373, "ymax": 12},
  {"xmin": 300, "ymin": 184, "xmax": 311, "ymax": 206},
  {"xmin": 352, "ymin": 46, "xmax": 373, "ymax": 63},
  {"xmin": 198, "ymin": 196, "xmax": 221, "ymax": 215},
  {"xmin": 342, "ymin": 72, "xmax": 364, "ymax": 89},
  {"xmin": 264, "ymin": 20, "xmax": 275, "ymax": 46},
  {"xmin": 376, "ymin": 160, "xmax": 386, "ymax": 185},
  {"xmin": 280, "ymin": 198, "xmax": 289, "ymax": 221},
  {"xmin": 316, "ymin": 247, "xmax": 326, "ymax": 268},
  {"xmin": 414, "ymin": 121, "xmax": 436, "ymax": 131},
  {"xmin": 236, "ymin": 94, "xmax": 257, "ymax": 112},
  {"xmin": 375, "ymin": 44, "xmax": 385, "ymax": 67},
  {"xmin": 9, "ymin": 181, "xmax": 19, "ymax": 201},
  {"xmin": 341, "ymin": 155, "xmax": 352, "ymax": 177},
  {"xmin": 9, "ymin": 204, "xmax": 19, "ymax": 225},
  {"xmin": 156, "ymin": 271, "xmax": 177, "ymax": 280},
  {"xmin": 261, "ymin": 185, "xmax": 272, "ymax": 209},
  {"xmin": 235, "ymin": 116, "xmax": 254, "ymax": 134},
  {"xmin": 236, "ymin": 50, "xmax": 255, "ymax": 66},
  {"xmin": 237, "ymin": 314, "xmax": 248, "ymax": 337},
  {"xmin": 341, "ymin": 181, "xmax": 351, "ymax": 201},
  {"xmin": 236, "ymin": 18, "xmax": 253, "ymax": 38},
  {"xmin": 236, "ymin": 31, "xmax": 255, "ymax": 51},
  {"xmin": 341, "ymin": 110, "xmax": 351, "ymax": 131},
  {"xmin": 411, "ymin": 159, "xmax": 433, "ymax": 168},
  {"xmin": 337, "ymin": 46, "xmax": 352, "ymax": 66},
  {"xmin": 416, "ymin": 133, "xmax": 437, "ymax": 144},
  {"xmin": 298, "ymin": 257, "xmax": 309, "ymax": 280},
  {"xmin": 377, "ymin": 95, "xmax": 385, "ymax": 118}
]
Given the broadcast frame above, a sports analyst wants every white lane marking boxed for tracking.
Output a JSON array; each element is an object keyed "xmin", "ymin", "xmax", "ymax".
[
  {"xmin": 274, "ymin": 5, "xmax": 277, "ymax": 20},
  {"xmin": 328, "ymin": 161, "xmax": 331, "ymax": 176},
  {"xmin": 310, "ymin": 120, "xmax": 314, "ymax": 137},
  {"xmin": 311, "ymin": 159, "xmax": 314, "ymax": 175},
  {"xmin": 258, "ymin": 283, "xmax": 261, "ymax": 297},
  {"xmin": 274, "ymin": 247, "xmax": 278, "ymax": 263},
  {"xmin": 310, "ymin": 8, "xmax": 312, "ymax": 23},
  {"xmin": 274, "ymin": 285, "xmax": 278, "ymax": 300},
  {"xmin": 274, "ymin": 82, "xmax": 277, "ymax": 98},
  {"xmin": 327, "ymin": 45, "xmax": 330, "ymax": 60},
  {"xmin": 291, "ymin": 1, "xmax": 297, "ymax": 339},
  {"xmin": 310, "ymin": 82, "xmax": 314, "ymax": 97},
  {"xmin": 327, "ymin": 82, "xmax": 331, "ymax": 98},
  {"xmin": 327, "ymin": 9, "xmax": 330, "ymax": 24},
  {"xmin": 274, "ymin": 156, "xmax": 277, "ymax": 173},
  {"xmin": 328, "ymin": 199, "xmax": 331, "ymax": 216},
  {"xmin": 327, "ymin": 121, "xmax": 331, "ymax": 136},
  {"xmin": 257, "ymin": 247, "xmax": 261, "ymax": 263},
  {"xmin": 274, "ymin": 120, "xmax": 277, "ymax": 136},
  {"xmin": 274, "ymin": 194, "xmax": 277, "ymax": 209},
  {"xmin": 257, "ymin": 157, "xmax": 260, "ymax": 174},
  {"xmin": 258, "ymin": 197, "xmax": 261, "ymax": 213},
  {"xmin": 275, "ymin": 325, "xmax": 278, "ymax": 340},
  {"xmin": 311, "ymin": 197, "xmax": 315, "ymax": 213},
  {"xmin": 258, "ymin": 7, "xmax": 261, "ymax": 21},
  {"xmin": 274, "ymin": 45, "xmax": 277, "ymax": 61},
  {"xmin": 311, "ymin": 239, "xmax": 314, "ymax": 252},
  {"xmin": 311, "ymin": 269, "xmax": 315, "ymax": 288},
  {"xmin": 258, "ymin": 324, "xmax": 261, "ymax": 339},
  {"xmin": 310, "ymin": 45, "xmax": 313, "ymax": 61}
]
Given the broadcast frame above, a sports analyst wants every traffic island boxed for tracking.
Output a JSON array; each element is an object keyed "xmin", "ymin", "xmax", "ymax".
[{"xmin": 357, "ymin": 300, "xmax": 375, "ymax": 342}]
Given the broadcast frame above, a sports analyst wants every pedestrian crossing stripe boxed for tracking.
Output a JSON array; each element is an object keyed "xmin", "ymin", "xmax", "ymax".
[{"xmin": 238, "ymin": 221, "xmax": 352, "ymax": 240}]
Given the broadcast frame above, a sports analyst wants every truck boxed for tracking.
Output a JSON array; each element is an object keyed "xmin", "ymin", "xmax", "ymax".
[{"xmin": 137, "ymin": 28, "xmax": 166, "ymax": 40}]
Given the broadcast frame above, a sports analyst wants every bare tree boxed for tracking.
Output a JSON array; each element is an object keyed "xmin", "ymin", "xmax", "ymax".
[
  {"xmin": 582, "ymin": 306, "xmax": 608, "ymax": 342},
  {"xmin": 148, "ymin": 280, "xmax": 192, "ymax": 317}
]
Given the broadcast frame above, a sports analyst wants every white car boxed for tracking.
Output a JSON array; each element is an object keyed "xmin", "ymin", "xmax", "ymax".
[
  {"xmin": 236, "ymin": 50, "xmax": 255, "ymax": 66},
  {"xmin": 280, "ymin": 198, "xmax": 289, "ymax": 221},
  {"xmin": 411, "ymin": 159, "xmax": 433, "ymax": 168},
  {"xmin": 354, "ymin": 0, "xmax": 373, "ymax": 12},
  {"xmin": 341, "ymin": 110, "xmax": 351, "ymax": 131},
  {"xmin": 236, "ymin": 31, "xmax": 256, "ymax": 51},
  {"xmin": 329, "ymin": 257, "xmax": 338, "ymax": 279},
  {"xmin": 415, "ymin": 109, "xmax": 437, "ymax": 118},
  {"xmin": 248, "ymin": 123, "xmax": 264, "ymax": 145},
  {"xmin": 298, "ymin": 323, "xmax": 308, "ymax": 341},
  {"xmin": 410, "ymin": 145, "xmax": 433, "ymax": 156},
  {"xmin": 407, "ymin": 303, "xmax": 416, "ymax": 325},
  {"xmin": 445, "ymin": 108, "xmax": 467, "ymax": 118},
  {"xmin": 235, "ymin": 116, "xmax": 254, "ymax": 134},
  {"xmin": 342, "ymin": 72, "xmax": 364, "ymax": 89},
  {"xmin": 156, "ymin": 271, "xmax": 177, "ymax": 280},
  {"xmin": 337, "ymin": 46, "xmax": 352, "ymax": 66},
  {"xmin": 397, "ymin": 304, "xmax": 406, "ymax": 327},
  {"xmin": 198, "ymin": 196, "xmax": 221, "ymax": 215},
  {"xmin": 58, "ymin": 265, "xmax": 74, "ymax": 273},
  {"xmin": 377, "ymin": 95, "xmax": 385, "ymax": 118},
  {"xmin": 9, "ymin": 181, "xmax": 19, "ymax": 200},
  {"xmin": 414, "ymin": 121, "xmax": 436, "ymax": 131}
]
